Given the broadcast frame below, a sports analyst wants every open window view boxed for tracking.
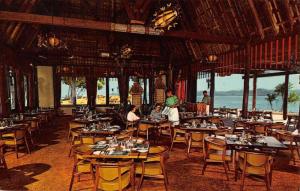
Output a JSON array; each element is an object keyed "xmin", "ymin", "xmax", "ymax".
[
  {"xmin": 60, "ymin": 77, "xmax": 87, "ymax": 105},
  {"xmin": 1, "ymin": 1, "xmax": 300, "ymax": 191}
]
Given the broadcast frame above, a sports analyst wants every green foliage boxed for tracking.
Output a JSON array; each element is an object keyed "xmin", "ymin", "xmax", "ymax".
[
  {"xmin": 274, "ymin": 82, "xmax": 293, "ymax": 100},
  {"xmin": 97, "ymin": 78, "xmax": 105, "ymax": 90},
  {"xmin": 265, "ymin": 93, "xmax": 277, "ymax": 110},
  {"xmin": 288, "ymin": 91, "xmax": 300, "ymax": 104}
]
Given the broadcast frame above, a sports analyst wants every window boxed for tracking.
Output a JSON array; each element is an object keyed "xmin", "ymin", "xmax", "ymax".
[
  {"xmin": 109, "ymin": 78, "xmax": 120, "ymax": 104},
  {"xmin": 96, "ymin": 78, "xmax": 106, "ymax": 105},
  {"xmin": 196, "ymin": 75, "xmax": 209, "ymax": 102},
  {"xmin": 60, "ymin": 77, "xmax": 87, "ymax": 105},
  {"xmin": 7, "ymin": 70, "xmax": 16, "ymax": 110},
  {"xmin": 95, "ymin": 77, "xmax": 120, "ymax": 105},
  {"xmin": 23, "ymin": 75, "xmax": 29, "ymax": 108}
]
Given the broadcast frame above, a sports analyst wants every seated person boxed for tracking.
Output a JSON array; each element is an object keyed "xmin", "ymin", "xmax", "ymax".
[
  {"xmin": 150, "ymin": 104, "xmax": 163, "ymax": 120},
  {"xmin": 127, "ymin": 105, "xmax": 140, "ymax": 122}
]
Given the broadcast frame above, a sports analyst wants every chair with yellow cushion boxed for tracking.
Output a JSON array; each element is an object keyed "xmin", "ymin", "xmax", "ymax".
[
  {"xmin": 137, "ymin": 123, "xmax": 153, "ymax": 140},
  {"xmin": 202, "ymin": 137, "xmax": 232, "ymax": 180},
  {"xmin": 237, "ymin": 151, "xmax": 273, "ymax": 191},
  {"xmin": 93, "ymin": 160, "xmax": 135, "ymax": 191},
  {"xmin": 135, "ymin": 146, "xmax": 169, "ymax": 190},
  {"xmin": 68, "ymin": 121, "xmax": 85, "ymax": 141},
  {"xmin": 0, "ymin": 141, "xmax": 7, "ymax": 170},
  {"xmin": 69, "ymin": 148, "xmax": 94, "ymax": 191},
  {"xmin": 170, "ymin": 126, "xmax": 187, "ymax": 151},
  {"xmin": 158, "ymin": 122, "xmax": 172, "ymax": 143},
  {"xmin": 27, "ymin": 118, "xmax": 40, "ymax": 144},
  {"xmin": 2, "ymin": 126, "xmax": 31, "ymax": 158},
  {"xmin": 68, "ymin": 127, "xmax": 84, "ymax": 157},
  {"xmin": 187, "ymin": 132, "xmax": 206, "ymax": 156}
]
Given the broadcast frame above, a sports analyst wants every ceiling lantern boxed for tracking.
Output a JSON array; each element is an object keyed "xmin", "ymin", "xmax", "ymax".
[
  {"xmin": 37, "ymin": 32, "xmax": 68, "ymax": 50},
  {"xmin": 152, "ymin": 2, "xmax": 180, "ymax": 32},
  {"xmin": 208, "ymin": 55, "xmax": 218, "ymax": 62}
]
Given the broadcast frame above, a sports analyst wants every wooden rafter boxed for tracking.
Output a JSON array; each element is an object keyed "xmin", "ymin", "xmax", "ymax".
[
  {"xmin": 0, "ymin": 11, "xmax": 244, "ymax": 44},
  {"xmin": 247, "ymin": 0, "xmax": 265, "ymax": 39}
]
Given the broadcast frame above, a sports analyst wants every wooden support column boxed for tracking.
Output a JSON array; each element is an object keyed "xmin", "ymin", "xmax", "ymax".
[
  {"xmin": 242, "ymin": 45, "xmax": 251, "ymax": 118},
  {"xmin": 283, "ymin": 71, "xmax": 289, "ymax": 120},
  {"xmin": 0, "ymin": 64, "xmax": 8, "ymax": 117},
  {"xmin": 210, "ymin": 70, "xmax": 215, "ymax": 113},
  {"xmin": 252, "ymin": 74, "xmax": 257, "ymax": 110},
  {"xmin": 187, "ymin": 65, "xmax": 197, "ymax": 103}
]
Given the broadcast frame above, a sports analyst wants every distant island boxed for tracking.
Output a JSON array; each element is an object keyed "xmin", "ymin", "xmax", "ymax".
[{"xmin": 199, "ymin": 89, "xmax": 300, "ymax": 96}]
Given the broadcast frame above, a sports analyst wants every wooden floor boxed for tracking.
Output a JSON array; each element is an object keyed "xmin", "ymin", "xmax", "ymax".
[{"xmin": 1, "ymin": 116, "xmax": 300, "ymax": 191}]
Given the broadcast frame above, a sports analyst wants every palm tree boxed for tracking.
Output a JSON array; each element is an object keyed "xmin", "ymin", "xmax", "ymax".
[{"xmin": 265, "ymin": 93, "xmax": 277, "ymax": 110}]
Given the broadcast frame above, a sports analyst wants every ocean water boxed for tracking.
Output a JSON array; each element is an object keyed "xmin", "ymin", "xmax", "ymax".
[{"xmin": 197, "ymin": 95, "xmax": 299, "ymax": 112}]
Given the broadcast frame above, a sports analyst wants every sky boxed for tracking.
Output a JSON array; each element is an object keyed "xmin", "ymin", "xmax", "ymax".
[{"xmin": 197, "ymin": 74, "xmax": 300, "ymax": 92}]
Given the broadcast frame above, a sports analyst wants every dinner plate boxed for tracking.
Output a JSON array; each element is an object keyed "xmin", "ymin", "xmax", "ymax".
[{"xmin": 137, "ymin": 149, "xmax": 148, "ymax": 153}]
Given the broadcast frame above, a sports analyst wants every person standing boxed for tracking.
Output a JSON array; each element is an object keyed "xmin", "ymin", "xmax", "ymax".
[
  {"xmin": 202, "ymin": 90, "xmax": 211, "ymax": 114},
  {"xmin": 162, "ymin": 89, "xmax": 179, "ymax": 126}
]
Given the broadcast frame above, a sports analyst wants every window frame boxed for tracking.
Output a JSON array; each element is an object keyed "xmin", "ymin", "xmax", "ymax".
[
  {"xmin": 7, "ymin": 69, "xmax": 17, "ymax": 112},
  {"xmin": 95, "ymin": 76, "xmax": 120, "ymax": 106},
  {"xmin": 23, "ymin": 75, "xmax": 29, "ymax": 109}
]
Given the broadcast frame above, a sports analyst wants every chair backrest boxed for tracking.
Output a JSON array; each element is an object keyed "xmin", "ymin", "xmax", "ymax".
[
  {"xmin": 69, "ymin": 121, "xmax": 85, "ymax": 129},
  {"xmin": 80, "ymin": 136, "xmax": 95, "ymax": 144},
  {"xmin": 209, "ymin": 117, "xmax": 224, "ymax": 127},
  {"xmin": 270, "ymin": 122, "xmax": 286, "ymax": 130},
  {"xmin": 254, "ymin": 125, "xmax": 267, "ymax": 135},
  {"xmin": 239, "ymin": 151, "xmax": 272, "ymax": 171},
  {"xmin": 191, "ymin": 132, "xmax": 204, "ymax": 141},
  {"xmin": 94, "ymin": 160, "xmax": 134, "ymax": 190},
  {"xmin": 263, "ymin": 111, "xmax": 273, "ymax": 121},
  {"xmin": 203, "ymin": 137, "xmax": 226, "ymax": 160},
  {"xmin": 138, "ymin": 123, "xmax": 151, "ymax": 132}
]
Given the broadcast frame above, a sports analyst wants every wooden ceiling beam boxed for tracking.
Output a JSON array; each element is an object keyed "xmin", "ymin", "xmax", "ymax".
[
  {"xmin": 0, "ymin": 11, "xmax": 245, "ymax": 44},
  {"xmin": 247, "ymin": 0, "xmax": 265, "ymax": 39}
]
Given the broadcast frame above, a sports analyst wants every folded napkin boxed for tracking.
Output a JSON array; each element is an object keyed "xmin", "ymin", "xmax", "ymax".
[{"xmin": 292, "ymin": 129, "xmax": 299, "ymax": 135}]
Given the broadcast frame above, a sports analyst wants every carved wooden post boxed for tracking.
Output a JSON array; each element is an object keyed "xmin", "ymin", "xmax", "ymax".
[
  {"xmin": 252, "ymin": 74, "xmax": 257, "ymax": 110},
  {"xmin": 283, "ymin": 71, "xmax": 289, "ymax": 120},
  {"xmin": 242, "ymin": 44, "xmax": 250, "ymax": 118},
  {"xmin": 210, "ymin": 70, "xmax": 215, "ymax": 113}
]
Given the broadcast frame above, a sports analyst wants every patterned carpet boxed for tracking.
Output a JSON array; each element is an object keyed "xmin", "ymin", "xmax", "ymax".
[{"xmin": 0, "ymin": 116, "xmax": 299, "ymax": 191}]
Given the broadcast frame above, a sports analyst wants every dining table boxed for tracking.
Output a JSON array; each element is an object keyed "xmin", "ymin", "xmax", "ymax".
[
  {"xmin": 180, "ymin": 124, "xmax": 219, "ymax": 135},
  {"xmin": 180, "ymin": 115, "xmax": 215, "ymax": 123},
  {"xmin": 74, "ymin": 139, "xmax": 150, "ymax": 159}
]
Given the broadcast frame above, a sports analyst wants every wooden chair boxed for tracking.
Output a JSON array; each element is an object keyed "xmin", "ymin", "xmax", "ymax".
[
  {"xmin": 159, "ymin": 122, "xmax": 172, "ymax": 143},
  {"xmin": 93, "ymin": 160, "xmax": 135, "ymax": 191},
  {"xmin": 69, "ymin": 147, "xmax": 94, "ymax": 191},
  {"xmin": 278, "ymin": 133, "xmax": 300, "ymax": 165},
  {"xmin": 2, "ymin": 126, "xmax": 31, "ymax": 158},
  {"xmin": 0, "ymin": 141, "xmax": 7, "ymax": 170},
  {"xmin": 232, "ymin": 121, "xmax": 245, "ymax": 134},
  {"xmin": 236, "ymin": 151, "xmax": 273, "ymax": 191},
  {"xmin": 267, "ymin": 122, "xmax": 286, "ymax": 136},
  {"xmin": 27, "ymin": 118, "xmax": 40, "ymax": 144},
  {"xmin": 208, "ymin": 117, "xmax": 224, "ymax": 127},
  {"xmin": 135, "ymin": 146, "xmax": 169, "ymax": 190},
  {"xmin": 170, "ymin": 126, "xmax": 187, "ymax": 151},
  {"xmin": 202, "ymin": 137, "xmax": 232, "ymax": 180},
  {"xmin": 68, "ymin": 121, "xmax": 85, "ymax": 141},
  {"xmin": 187, "ymin": 132, "xmax": 206, "ymax": 156},
  {"xmin": 117, "ymin": 129, "xmax": 135, "ymax": 141},
  {"xmin": 253, "ymin": 125, "xmax": 268, "ymax": 135},
  {"xmin": 137, "ymin": 123, "xmax": 153, "ymax": 140}
]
